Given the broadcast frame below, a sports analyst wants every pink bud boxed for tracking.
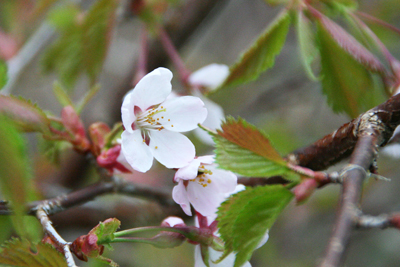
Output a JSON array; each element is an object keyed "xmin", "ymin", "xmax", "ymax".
[
  {"xmin": 294, "ymin": 179, "xmax": 318, "ymax": 204},
  {"xmin": 61, "ymin": 106, "xmax": 90, "ymax": 152},
  {"xmin": 89, "ymin": 122, "xmax": 111, "ymax": 156}
]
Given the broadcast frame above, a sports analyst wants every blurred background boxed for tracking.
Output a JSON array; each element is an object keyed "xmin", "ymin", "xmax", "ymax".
[{"xmin": 1, "ymin": 0, "xmax": 400, "ymax": 266}]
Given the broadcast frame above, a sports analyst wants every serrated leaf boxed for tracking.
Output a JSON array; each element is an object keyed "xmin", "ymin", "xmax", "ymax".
[
  {"xmin": 0, "ymin": 95, "xmax": 50, "ymax": 133},
  {"xmin": 311, "ymin": 8, "xmax": 385, "ymax": 74},
  {"xmin": 0, "ymin": 117, "xmax": 34, "ymax": 238},
  {"xmin": 216, "ymin": 10, "xmax": 291, "ymax": 90},
  {"xmin": 213, "ymin": 117, "xmax": 300, "ymax": 181},
  {"xmin": 317, "ymin": 18, "xmax": 385, "ymax": 118},
  {"xmin": 0, "ymin": 59, "xmax": 8, "ymax": 89},
  {"xmin": 217, "ymin": 185, "xmax": 293, "ymax": 266},
  {"xmin": 82, "ymin": 0, "xmax": 117, "ymax": 84},
  {"xmin": 42, "ymin": 0, "xmax": 117, "ymax": 88},
  {"xmin": 296, "ymin": 10, "xmax": 319, "ymax": 81},
  {"xmin": 0, "ymin": 238, "xmax": 68, "ymax": 267}
]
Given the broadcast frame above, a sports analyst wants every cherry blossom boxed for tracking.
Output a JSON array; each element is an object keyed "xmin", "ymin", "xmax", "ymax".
[
  {"xmin": 188, "ymin": 64, "xmax": 229, "ymax": 145},
  {"xmin": 121, "ymin": 67, "xmax": 207, "ymax": 172},
  {"xmin": 172, "ymin": 155, "xmax": 237, "ymax": 216},
  {"xmin": 188, "ymin": 64, "xmax": 229, "ymax": 90},
  {"xmin": 194, "ymin": 185, "xmax": 269, "ymax": 267}
]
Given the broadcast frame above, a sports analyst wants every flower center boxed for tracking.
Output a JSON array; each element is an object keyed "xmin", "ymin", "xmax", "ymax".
[
  {"xmin": 190, "ymin": 165, "xmax": 213, "ymax": 188},
  {"xmin": 135, "ymin": 105, "xmax": 167, "ymax": 131}
]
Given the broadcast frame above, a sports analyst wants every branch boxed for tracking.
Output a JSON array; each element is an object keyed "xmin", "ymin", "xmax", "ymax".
[
  {"xmin": 319, "ymin": 111, "xmax": 386, "ymax": 267},
  {"xmin": 287, "ymin": 93, "xmax": 400, "ymax": 170},
  {"xmin": 0, "ymin": 176, "xmax": 175, "ymax": 217},
  {"xmin": 36, "ymin": 208, "xmax": 77, "ymax": 267}
]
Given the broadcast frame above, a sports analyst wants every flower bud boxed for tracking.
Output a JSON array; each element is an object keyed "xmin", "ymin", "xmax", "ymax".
[
  {"xmin": 294, "ymin": 178, "xmax": 318, "ymax": 204},
  {"xmin": 88, "ymin": 122, "xmax": 111, "ymax": 156},
  {"xmin": 61, "ymin": 106, "xmax": 90, "ymax": 152}
]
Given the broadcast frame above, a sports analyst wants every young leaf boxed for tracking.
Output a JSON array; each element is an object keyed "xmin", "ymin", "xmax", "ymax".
[
  {"xmin": 0, "ymin": 117, "xmax": 34, "ymax": 238},
  {"xmin": 216, "ymin": 10, "xmax": 291, "ymax": 90},
  {"xmin": 217, "ymin": 185, "xmax": 293, "ymax": 266},
  {"xmin": 76, "ymin": 83, "xmax": 101, "ymax": 114},
  {"xmin": 0, "ymin": 95, "xmax": 50, "ymax": 133},
  {"xmin": 0, "ymin": 238, "xmax": 68, "ymax": 267},
  {"xmin": 42, "ymin": 0, "xmax": 117, "ymax": 88},
  {"xmin": 213, "ymin": 117, "xmax": 300, "ymax": 181},
  {"xmin": 296, "ymin": 10, "xmax": 319, "ymax": 81},
  {"xmin": 310, "ymin": 7, "xmax": 385, "ymax": 74},
  {"xmin": 316, "ymin": 19, "xmax": 385, "ymax": 118},
  {"xmin": 81, "ymin": 0, "xmax": 117, "ymax": 85},
  {"xmin": 0, "ymin": 59, "xmax": 8, "ymax": 89},
  {"xmin": 53, "ymin": 81, "xmax": 74, "ymax": 108}
]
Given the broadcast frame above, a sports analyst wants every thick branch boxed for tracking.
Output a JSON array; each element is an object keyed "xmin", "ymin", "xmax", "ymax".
[
  {"xmin": 287, "ymin": 93, "xmax": 400, "ymax": 170},
  {"xmin": 319, "ymin": 112, "xmax": 385, "ymax": 267}
]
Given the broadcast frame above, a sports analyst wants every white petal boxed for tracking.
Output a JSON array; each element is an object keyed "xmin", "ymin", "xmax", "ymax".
[
  {"xmin": 121, "ymin": 91, "xmax": 136, "ymax": 133},
  {"xmin": 149, "ymin": 130, "xmax": 195, "ymax": 168},
  {"xmin": 256, "ymin": 230, "xmax": 269, "ymax": 249},
  {"xmin": 175, "ymin": 158, "xmax": 202, "ymax": 181},
  {"xmin": 197, "ymin": 155, "xmax": 215, "ymax": 164},
  {"xmin": 172, "ymin": 181, "xmax": 192, "ymax": 216},
  {"xmin": 154, "ymin": 96, "xmax": 207, "ymax": 132},
  {"xmin": 130, "ymin": 67, "xmax": 173, "ymax": 111},
  {"xmin": 193, "ymin": 94, "xmax": 224, "ymax": 145},
  {"xmin": 121, "ymin": 130, "xmax": 154, "ymax": 172},
  {"xmin": 207, "ymin": 166, "xmax": 238, "ymax": 194},
  {"xmin": 189, "ymin": 64, "xmax": 229, "ymax": 90}
]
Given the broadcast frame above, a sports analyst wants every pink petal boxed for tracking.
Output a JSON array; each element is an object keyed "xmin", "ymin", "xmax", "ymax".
[
  {"xmin": 189, "ymin": 64, "xmax": 229, "ymax": 90},
  {"xmin": 121, "ymin": 92, "xmax": 136, "ymax": 133},
  {"xmin": 121, "ymin": 130, "xmax": 154, "ymax": 172},
  {"xmin": 130, "ymin": 67, "xmax": 173, "ymax": 111},
  {"xmin": 197, "ymin": 155, "xmax": 215, "ymax": 164},
  {"xmin": 149, "ymin": 130, "xmax": 195, "ymax": 169},
  {"xmin": 162, "ymin": 216, "xmax": 185, "ymax": 227},
  {"xmin": 154, "ymin": 96, "xmax": 207, "ymax": 132},
  {"xmin": 172, "ymin": 181, "xmax": 192, "ymax": 216}
]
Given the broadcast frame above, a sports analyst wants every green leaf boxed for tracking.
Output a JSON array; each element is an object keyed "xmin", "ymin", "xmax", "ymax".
[
  {"xmin": 0, "ymin": 59, "xmax": 7, "ymax": 89},
  {"xmin": 296, "ymin": 10, "xmax": 319, "ymax": 81},
  {"xmin": 217, "ymin": 185, "xmax": 293, "ymax": 266},
  {"xmin": 0, "ymin": 238, "xmax": 68, "ymax": 267},
  {"xmin": 0, "ymin": 117, "xmax": 34, "ymax": 238},
  {"xmin": 42, "ymin": 0, "xmax": 117, "ymax": 88},
  {"xmin": 0, "ymin": 95, "xmax": 50, "ymax": 133},
  {"xmin": 91, "ymin": 218, "xmax": 121, "ymax": 246},
  {"xmin": 81, "ymin": 0, "xmax": 117, "ymax": 84},
  {"xmin": 76, "ymin": 83, "xmax": 100, "ymax": 114},
  {"xmin": 317, "ymin": 19, "xmax": 385, "ymax": 118},
  {"xmin": 216, "ymin": 10, "xmax": 291, "ymax": 90},
  {"xmin": 213, "ymin": 117, "xmax": 300, "ymax": 181},
  {"xmin": 53, "ymin": 81, "xmax": 74, "ymax": 107}
]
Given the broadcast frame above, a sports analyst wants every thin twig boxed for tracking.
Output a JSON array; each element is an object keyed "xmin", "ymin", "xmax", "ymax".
[{"xmin": 36, "ymin": 208, "xmax": 77, "ymax": 267}]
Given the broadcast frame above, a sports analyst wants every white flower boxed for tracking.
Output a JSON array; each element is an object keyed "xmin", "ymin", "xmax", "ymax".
[
  {"xmin": 121, "ymin": 68, "xmax": 207, "ymax": 172},
  {"xmin": 188, "ymin": 64, "xmax": 229, "ymax": 90},
  {"xmin": 188, "ymin": 64, "xmax": 229, "ymax": 145},
  {"xmin": 172, "ymin": 156, "xmax": 237, "ymax": 216},
  {"xmin": 194, "ymin": 185, "xmax": 269, "ymax": 267}
]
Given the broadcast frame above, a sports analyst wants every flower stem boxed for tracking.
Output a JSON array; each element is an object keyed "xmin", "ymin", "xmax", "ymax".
[{"xmin": 158, "ymin": 27, "xmax": 191, "ymax": 85}]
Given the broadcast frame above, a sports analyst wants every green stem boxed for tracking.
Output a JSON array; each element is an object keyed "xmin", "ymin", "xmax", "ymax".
[{"xmin": 114, "ymin": 226, "xmax": 187, "ymax": 237}]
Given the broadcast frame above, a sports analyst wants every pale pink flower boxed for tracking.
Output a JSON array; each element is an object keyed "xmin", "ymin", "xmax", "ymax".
[
  {"xmin": 188, "ymin": 64, "xmax": 229, "ymax": 90},
  {"xmin": 172, "ymin": 156, "xmax": 237, "ymax": 216},
  {"xmin": 121, "ymin": 68, "xmax": 207, "ymax": 172},
  {"xmin": 188, "ymin": 64, "xmax": 229, "ymax": 145},
  {"xmin": 194, "ymin": 185, "xmax": 269, "ymax": 267}
]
